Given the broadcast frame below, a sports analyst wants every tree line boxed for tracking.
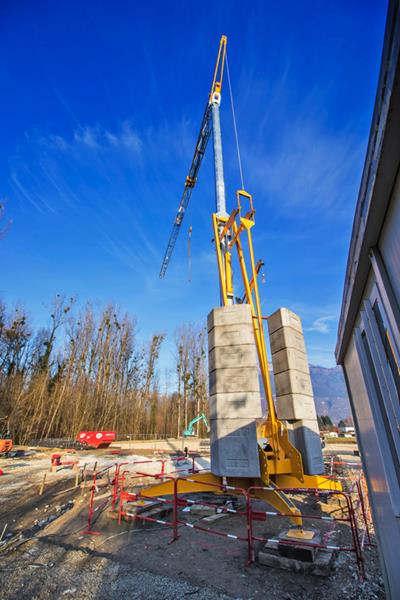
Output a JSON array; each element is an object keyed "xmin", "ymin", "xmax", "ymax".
[{"xmin": 0, "ymin": 296, "xmax": 208, "ymax": 444}]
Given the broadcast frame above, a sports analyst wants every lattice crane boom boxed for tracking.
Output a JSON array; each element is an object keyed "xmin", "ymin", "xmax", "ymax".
[
  {"xmin": 159, "ymin": 35, "xmax": 227, "ymax": 279},
  {"xmin": 159, "ymin": 103, "xmax": 212, "ymax": 278}
]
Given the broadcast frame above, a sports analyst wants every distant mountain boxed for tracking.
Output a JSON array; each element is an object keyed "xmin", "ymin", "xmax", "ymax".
[
  {"xmin": 268, "ymin": 364, "xmax": 351, "ymax": 424},
  {"xmin": 309, "ymin": 365, "xmax": 351, "ymax": 424}
]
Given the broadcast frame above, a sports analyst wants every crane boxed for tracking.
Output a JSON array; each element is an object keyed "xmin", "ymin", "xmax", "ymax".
[{"xmin": 148, "ymin": 36, "xmax": 340, "ymax": 529}]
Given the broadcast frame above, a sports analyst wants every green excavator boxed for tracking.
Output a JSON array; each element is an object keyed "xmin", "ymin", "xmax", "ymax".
[{"xmin": 183, "ymin": 413, "xmax": 210, "ymax": 437}]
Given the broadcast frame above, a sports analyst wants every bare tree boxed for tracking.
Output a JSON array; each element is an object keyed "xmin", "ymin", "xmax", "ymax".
[
  {"xmin": 0, "ymin": 296, "xmax": 207, "ymax": 443},
  {"xmin": 174, "ymin": 323, "xmax": 208, "ymax": 437}
]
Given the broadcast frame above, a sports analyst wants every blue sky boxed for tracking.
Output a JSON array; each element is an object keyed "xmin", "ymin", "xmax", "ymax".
[{"xmin": 0, "ymin": 1, "xmax": 387, "ymax": 373}]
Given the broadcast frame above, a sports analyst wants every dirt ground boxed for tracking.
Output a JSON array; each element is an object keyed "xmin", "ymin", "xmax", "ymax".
[{"xmin": 0, "ymin": 448, "xmax": 386, "ymax": 600}]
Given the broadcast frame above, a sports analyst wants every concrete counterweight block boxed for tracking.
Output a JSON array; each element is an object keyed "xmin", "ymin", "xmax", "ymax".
[
  {"xmin": 209, "ymin": 366, "xmax": 261, "ymax": 395},
  {"xmin": 209, "ymin": 392, "xmax": 262, "ymax": 420},
  {"xmin": 269, "ymin": 326, "xmax": 306, "ymax": 355},
  {"xmin": 209, "ymin": 344, "xmax": 258, "ymax": 370},
  {"xmin": 208, "ymin": 304, "xmax": 262, "ymax": 478},
  {"xmin": 208, "ymin": 322, "xmax": 255, "ymax": 350},
  {"xmin": 210, "ymin": 418, "xmax": 260, "ymax": 477},
  {"xmin": 276, "ymin": 394, "xmax": 317, "ymax": 421},
  {"xmin": 268, "ymin": 307, "xmax": 323, "ymax": 475},
  {"xmin": 268, "ymin": 308, "xmax": 303, "ymax": 335},
  {"xmin": 274, "ymin": 369, "xmax": 313, "ymax": 397},
  {"xmin": 286, "ymin": 419, "xmax": 324, "ymax": 475},
  {"xmin": 207, "ymin": 304, "xmax": 255, "ymax": 331},
  {"xmin": 271, "ymin": 347, "xmax": 310, "ymax": 375}
]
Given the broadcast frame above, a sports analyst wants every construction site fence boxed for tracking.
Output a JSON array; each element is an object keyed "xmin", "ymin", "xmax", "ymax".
[
  {"xmin": 117, "ymin": 433, "xmax": 209, "ymax": 441},
  {"xmin": 81, "ymin": 456, "xmax": 374, "ymax": 581},
  {"xmin": 81, "ymin": 455, "xmax": 204, "ymax": 534}
]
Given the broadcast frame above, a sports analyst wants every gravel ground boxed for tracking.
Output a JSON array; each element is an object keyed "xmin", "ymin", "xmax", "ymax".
[
  {"xmin": 0, "ymin": 542, "xmax": 234, "ymax": 600},
  {"xmin": 0, "ymin": 538, "xmax": 386, "ymax": 600},
  {"xmin": 0, "ymin": 448, "xmax": 386, "ymax": 600}
]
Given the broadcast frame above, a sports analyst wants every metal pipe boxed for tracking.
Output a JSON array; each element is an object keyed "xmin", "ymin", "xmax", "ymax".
[{"xmin": 211, "ymin": 101, "xmax": 227, "ymax": 217}]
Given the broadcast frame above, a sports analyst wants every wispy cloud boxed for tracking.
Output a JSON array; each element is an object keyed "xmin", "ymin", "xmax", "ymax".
[
  {"xmin": 72, "ymin": 122, "xmax": 142, "ymax": 153},
  {"xmin": 306, "ymin": 315, "xmax": 336, "ymax": 334},
  {"xmin": 8, "ymin": 121, "xmax": 143, "ymax": 215},
  {"xmin": 6, "ymin": 118, "xmax": 197, "ymax": 283},
  {"xmin": 246, "ymin": 120, "xmax": 363, "ymax": 221}
]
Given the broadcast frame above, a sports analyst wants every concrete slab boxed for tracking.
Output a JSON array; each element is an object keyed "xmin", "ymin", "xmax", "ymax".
[
  {"xmin": 120, "ymin": 500, "xmax": 173, "ymax": 526},
  {"xmin": 207, "ymin": 304, "xmax": 253, "ymax": 331},
  {"xmin": 258, "ymin": 542, "xmax": 335, "ymax": 576},
  {"xmin": 269, "ymin": 326, "xmax": 306, "ymax": 355},
  {"xmin": 268, "ymin": 308, "xmax": 303, "ymax": 335},
  {"xmin": 271, "ymin": 347, "xmax": 309, "ymax": 375},
  {"xmin": 209, "ymin": 366, "xmax": 261, "ymax": 395},
  {"xmin": 274, "ymin": 369, "xmax": 314, "ymax": 397},
  {"xmin": 209, "ymin": 392, "xmax": 262, "ymax": 420},
  {"xmin": 209, "ymin": 344, "xmax": 258, "ymax": 370},
  {"xmin": 187, "ymin": 504, "xmax": 216, "ymax": 516},
  {"xmin": 210, "ymin": 418, "xmax": 260, "ymax": 477},
  {"xmin": 276, "ymin": 393, "xmax": 317, "ymax": 420}
]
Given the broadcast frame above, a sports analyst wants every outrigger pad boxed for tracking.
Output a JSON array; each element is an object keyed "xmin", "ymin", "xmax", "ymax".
[
  {"xmin": 277, "ymin": 527, "xmax": 321, "ymax": 562},
  {"xmin": 258, "ymin": 525, "xmax": 337, "ymax": 576}
]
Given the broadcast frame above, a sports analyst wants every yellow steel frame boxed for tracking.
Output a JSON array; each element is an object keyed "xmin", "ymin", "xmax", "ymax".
[
  {"xmin": 212, "ymin": 190, "xmax": 303, "ymax": 476},
  {"xmin": 210, "ymin": 35, "xmax": 227, "ymax": 99},
  {"xmin": 143, "ymin": 189, "xmax": 340, "ymax": 527}
]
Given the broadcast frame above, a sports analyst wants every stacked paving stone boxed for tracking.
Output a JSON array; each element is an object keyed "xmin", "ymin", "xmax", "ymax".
[
  {"xmin": 208, "ymin": 304, "xmax": 262, "ymax": 477},
  {"xmin": 268, "ymin": 308, "xmax": 324, "ymax": 475}
]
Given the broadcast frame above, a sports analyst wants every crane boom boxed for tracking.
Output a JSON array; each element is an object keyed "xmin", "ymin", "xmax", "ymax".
[
  {"xmin": 159, "ymin": 35, "xmax": 227, "ymax": 279},
  {"xmin": 159, "ymin": 103, "xmax": 212, "ymax": 278}
]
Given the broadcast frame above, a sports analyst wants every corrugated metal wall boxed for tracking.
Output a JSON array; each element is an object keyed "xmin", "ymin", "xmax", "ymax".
[
  {"xmin": 379, "ymin": 174, "xmax": 400, "ymax": 306},
  {"xmin": 343, "ymin": 176, "xmax": 400, "ymax": 598}
]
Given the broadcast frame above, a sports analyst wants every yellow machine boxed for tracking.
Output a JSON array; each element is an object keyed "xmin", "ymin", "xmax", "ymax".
[
  {"xmin": 152, "ymin": 36, "xmax": 340, "ymax": 526},
  {"xmin": 0, "ymin": 417, "xmax": 12, "ymax": 454}
]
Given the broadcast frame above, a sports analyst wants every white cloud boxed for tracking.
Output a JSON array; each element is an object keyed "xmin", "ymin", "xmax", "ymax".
[
  {"xmin": 246, "ymin": 121, "xmax": 362, "ymax": 221},
  {"xmin": 8, "ymin": 121, "xmax": 144, "ymax": 215},
  {"xmin": 306, "ymin": 315, "xmax": 335, "ymax": 334},
  {"xmin": 74, "ymin": 126, "xmax": 99, "ymax": 148},
  {"xmin": 72, "ymin": 122, "xmax": 142, "ymax": 153}
]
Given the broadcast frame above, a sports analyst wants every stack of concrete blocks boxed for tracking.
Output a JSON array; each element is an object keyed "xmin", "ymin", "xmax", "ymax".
[
  {"xmin": 208, "ymin": 304, "xmax": 262, "ymax": 477},
  {"xmin": 268, "ymin": 308, "xmax": 324, "ymax": 475}
]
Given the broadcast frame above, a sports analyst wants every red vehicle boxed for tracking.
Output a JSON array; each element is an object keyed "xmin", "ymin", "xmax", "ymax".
[{"xmin": 76, "ymin": 431, "xmax": 116, "ymax": 449}]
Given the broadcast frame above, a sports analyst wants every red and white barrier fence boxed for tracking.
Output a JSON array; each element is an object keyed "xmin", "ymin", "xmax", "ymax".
[{"xmin": 82, "ymin": 456, "xmax": 372, "ymax": 580}]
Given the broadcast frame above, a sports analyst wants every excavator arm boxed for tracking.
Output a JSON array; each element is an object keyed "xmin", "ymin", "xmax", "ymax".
[{"xmin": 183, "ymin": 413, "xmax": 210, "ymax": 437}]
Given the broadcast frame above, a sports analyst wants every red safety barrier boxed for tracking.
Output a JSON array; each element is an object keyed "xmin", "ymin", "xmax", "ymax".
[
  {"xmin": 87, "ymin": 455, "xmax": 373, "ymax": 581},
  {"xmin": 174, "ymin": 476, "xmax": 254, "ymax": 564},
  {"xmin": 78, "ymin": 455, "xmax": 211, "ymax": 538},
  {"xmin": 81, "ymin": 463, "xmax": 117, "ymax": 535},
  {"xmin": 111, "ymin": 455, "xmax": 204, "ymax": 511},
  {"xmin": 80, "ymin": 470, "xmax": 102, "ymax": 535}
]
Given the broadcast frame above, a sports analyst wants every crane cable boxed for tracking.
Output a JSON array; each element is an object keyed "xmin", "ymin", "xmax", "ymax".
[
  {"xmin": 226, "ymin": 52, "xmax": 244, "ymax": 191},
  {"xmin": 188, "ymin": 224, "xmax": 192, "ymax": 283}
]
